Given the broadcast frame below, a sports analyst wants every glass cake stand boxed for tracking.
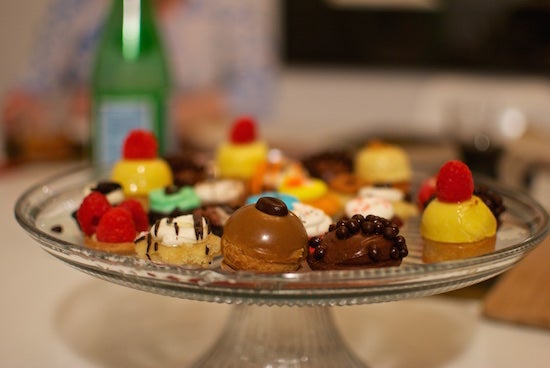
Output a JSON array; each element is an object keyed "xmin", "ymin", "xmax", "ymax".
[{"xmin": 15, "ymin": 164, "xmax": 549, "ymax": 367}]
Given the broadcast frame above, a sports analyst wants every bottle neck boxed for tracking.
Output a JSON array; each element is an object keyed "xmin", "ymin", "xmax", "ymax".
[{"xmin": 106, "ymin": 0, "xmax": 158, "ymax": 61}]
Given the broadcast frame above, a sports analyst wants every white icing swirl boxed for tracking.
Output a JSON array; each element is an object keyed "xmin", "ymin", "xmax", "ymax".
[
  {"xmin": 345, "ymin": 196, "xmax": 394, "ymax": 220},
  {"xmin": 151, "ymin": 215, "xmax": 209, "ymax": 247},
  {"xmin": 195, "ymin": 179, "xmax": 244, "ymax": 204},
  {"xmin": 291, "ymin": 202, "xmax": 332, "ymax": 238},
  {"xmin": 358, "ymin": 186, "xmax": 404, "ymax": 202}
]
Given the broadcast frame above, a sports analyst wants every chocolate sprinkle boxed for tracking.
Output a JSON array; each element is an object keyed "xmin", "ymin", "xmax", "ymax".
[
  {"xmin": 255, "ymin": 197, "xmax": 288, "ymax": 216},
  {"xmin": 50, "ymin": 225, "xmax": 63, "ymax": 233}
]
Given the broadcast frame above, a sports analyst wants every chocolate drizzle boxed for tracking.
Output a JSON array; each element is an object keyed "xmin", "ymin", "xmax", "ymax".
[{"xmin": 193, "ymin": 213, "xmax": 204, "ymax": 240}]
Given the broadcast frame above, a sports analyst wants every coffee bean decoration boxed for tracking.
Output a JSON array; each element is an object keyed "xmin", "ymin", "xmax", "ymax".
[{"xmin": 255, "ymin": 197, "xmax": 289, "ymax": 216}]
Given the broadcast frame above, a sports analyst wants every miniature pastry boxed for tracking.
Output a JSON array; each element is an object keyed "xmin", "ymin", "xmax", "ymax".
[
  {"xmin": 221, "ymin": 197, "xmax": 308, "ymax": 273},
  {"xmin": 77, "ymin": 192, "xmax": 149, "ymax": 254},
  {"xmin": 307, "ymin": 214, "xmax": 408, "ymax": 270},
  {"xmin": 420, "ymin": 160, "xmax": 497, "ymax": 262},
  {"xmin": 290, "ymin": 202, "xmax": 332, "ymax": 238},
  {"xmin": 277, "ymin": 165, "xmax": 342, "ymax": 217},
  {"xmin": 164, "ymin": 154, "xmax": 208, "ymax": 187},
  {"xmin": 111, "ymin": 129, "xmax": 173, "ymax": 208},
  {"xmin": 135, "ymin": 214, "xmax": 221, "ymax": 267},
  {"xmin": 215, "ymin": 116, "xmax": 268, "ymax": 180},
  {"xmin": 148, "ymin": 185, "xmax": 201, "ymax": 223},
  {"xmin": 194, "ymin": 178, "xmax": 246, "ymax": 208},
  {"xmin": 417, "ymin": 177, "xmax": 505, "ymax": 227},
  {"xmin": 358, "ymin": 185, "xmax": 418, "ymax": 220},
  {"xmin": 302, "ymin": 150, "xmax": 354, "ymax": 183},
  {"xmin": 354, "ymin": 141, "xmax": 412, "ymax": 194}
]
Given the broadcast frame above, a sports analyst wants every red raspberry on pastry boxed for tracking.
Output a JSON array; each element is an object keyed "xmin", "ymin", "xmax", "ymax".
[
  {"xmin": 436, "ymin": 160, "xmax": 474, "ymax": 203},
  {"xmin": 118, "ymin": 199, "xmax": 149, "ymax": 232},
  {"xmin": 95, "ymin": 207, "xmax": 136, "ymax": 243},
  {"xmin": 417, "ymin": 176, "xmax": 436, "ymax": 210},
  {"xmin": 230, "ymin": 116, "xmax": 256, "ymax": 143},
  {"xmin": 122, "ymin": 129, "xmax": 158, "ymax": 159},
  {"xmin": 76, "ymin": 191, "xmax": 111, "ymax": 236}
]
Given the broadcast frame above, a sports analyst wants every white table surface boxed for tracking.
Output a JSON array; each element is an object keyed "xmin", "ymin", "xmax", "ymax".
[{"xmin": 2, "ymin": 162, "xmax": 550, "ymax": 368}]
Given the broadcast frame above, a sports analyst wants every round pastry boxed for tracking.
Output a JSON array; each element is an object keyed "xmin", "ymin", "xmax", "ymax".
[
  {"xmin": 221, "ymin": 197, "xmax": 308, "ymax": 273},
  {"xmin": 307, "ymin": 215, "xmax": 408, "ymax": 270},
  {"xmin": 420, "ymin": 160, "xmax": 497, "ymax": 263},
  {"xmin": 148, "ymin": 185, "xmax": 201, "ymax": 223},
  {"xmin": 354, "ymin": 141, "xmax": 412, "ymax": 194},
  {"xmin": 194, "ymin": 178, "xmax": 246, "ymax": 208},
  {"xmin": 111, "ymin": 130, "xmax": 173, "ymax": 208},
  {"xmin": 302, "ymin": 150, "xmax": 354, "ymax": 183},
  {"xmin": 358, "ymin": 185, "xmax": 418, "ymax": 220},
  {"xmin": 164, "ymin": 154, "xmax": 208, "ymax": 187},
  {"xmin": 215, "ymin": 116, "xmax": 268, "ymax": 180},
  {"xmin": 290, "ymin": 202, "xmax": 332, "ymax": 238},
  {"xmin": 135, "ymin": 214, "xmax": 221, "ymax": 267}
]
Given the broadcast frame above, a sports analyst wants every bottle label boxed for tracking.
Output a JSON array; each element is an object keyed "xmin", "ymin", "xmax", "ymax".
[{"xmin": 94, "ymin": 97, "xmax": 155, "ymax": 163}]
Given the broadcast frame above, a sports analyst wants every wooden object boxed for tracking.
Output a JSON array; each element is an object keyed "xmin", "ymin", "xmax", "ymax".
[{"xmin": 483, "ymin": 236, "xmax": 550, "ymax": 329}]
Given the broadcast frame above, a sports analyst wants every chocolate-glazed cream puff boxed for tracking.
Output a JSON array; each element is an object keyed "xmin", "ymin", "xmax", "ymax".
[{"xmin": 221, "ymin": 197, "xmax": 308, "ymax": 273}]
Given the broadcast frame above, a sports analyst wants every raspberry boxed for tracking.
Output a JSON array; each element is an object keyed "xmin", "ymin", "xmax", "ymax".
[
  {"xmin": 118, "ymin": 199, "xmax": 149, "ymax": 232},
  {"xmin": 76, "ymin": 192, "xmax": 111, "ymax": 236},
  {"xmin": 436, "ymin": 160, "xmax": 474, "ymax": 203},
  {"xmin": 417, "ymin": 176, "xmax": 436, "ymax": 210},
  {"xmin": 122, "ymin": 129, "xmax": 158, "ymax": 159},
  {"xmin": 95, "ymin": 207, "xmax": 137, "ymax": 243},
  {"xmin": 230, "ymin": 116, "xmax": 257, "ymax": 143}
]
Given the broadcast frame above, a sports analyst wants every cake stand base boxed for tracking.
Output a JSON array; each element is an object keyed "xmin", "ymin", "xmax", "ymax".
[{"xmin": 191, "ymin": 304, "xmax": 367, "ymax": 368}]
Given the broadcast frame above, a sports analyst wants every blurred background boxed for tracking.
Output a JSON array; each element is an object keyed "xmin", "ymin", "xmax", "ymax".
[{"xmin": 1, "ymin": 0, "xmax": 550, "ymax": 208}]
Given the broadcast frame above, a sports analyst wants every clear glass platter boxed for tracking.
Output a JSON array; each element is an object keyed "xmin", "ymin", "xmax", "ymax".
[{"xmin": 14, "ymin": 164, "xmax": 549, "ymax": 367}]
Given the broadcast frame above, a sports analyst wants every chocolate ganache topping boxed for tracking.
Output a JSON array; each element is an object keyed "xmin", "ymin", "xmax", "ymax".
[{"xmin": 307, "ymin": 214, "xmax": 408, "ymax": 270}]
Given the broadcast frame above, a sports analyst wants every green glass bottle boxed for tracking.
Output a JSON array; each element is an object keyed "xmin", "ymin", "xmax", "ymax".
[{"xmin": 91, "ymin": 0, "xmax": 171, "ymax": 163}]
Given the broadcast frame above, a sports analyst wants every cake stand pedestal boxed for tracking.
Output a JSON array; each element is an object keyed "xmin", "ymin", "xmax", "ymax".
[{"xmin": 192, "ymin": 304, "xmax": 366, "ymax": 368}]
